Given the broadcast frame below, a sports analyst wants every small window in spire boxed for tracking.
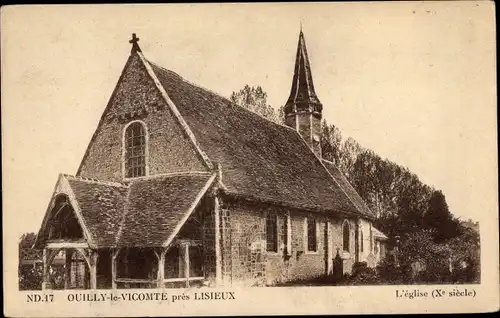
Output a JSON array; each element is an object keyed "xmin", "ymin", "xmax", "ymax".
[{"xmin": 124, "ymin": 121, "xmax": 147, "ymax": 178}]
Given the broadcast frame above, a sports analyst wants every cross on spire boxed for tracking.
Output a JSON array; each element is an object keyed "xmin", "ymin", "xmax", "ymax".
[{"xmin": 129, "ymin": 33, "xmax": 142, "ymax": 53}]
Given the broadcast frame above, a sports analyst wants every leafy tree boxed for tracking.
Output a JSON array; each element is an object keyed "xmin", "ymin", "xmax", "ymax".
[
  {"xmin": 230, "ymin": 85, "xmax": 283, "ymax": 124},
  {"xmin": 423, "ymin": 190, "xmax": 460, "ymax": 242},
  {"xmin": 230, "ymin": 85, "xmax": 477, "ymax": 284},
  {"xmin": 19, "ymin": 232, "xmax": 37, "ymax": 248},
  {"xmin": 19, "ymin": 232, "xmax": 43, "ymax": 290},
  {"xmin": 320, "ymin": 121, "xmax": 343, "ymax": 166}
]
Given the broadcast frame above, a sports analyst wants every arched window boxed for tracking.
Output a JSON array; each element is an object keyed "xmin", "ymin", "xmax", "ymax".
[
  {"xmin": 124, "ymin": 121, "xmax": 147, "ymax": 178},
  {"xmin": 360, "ymin": 230, "xmax": 364, "ymax": 252},
  {"xmin": 342, "ymin": 220, "xmax": 350, "ymax": 252}
]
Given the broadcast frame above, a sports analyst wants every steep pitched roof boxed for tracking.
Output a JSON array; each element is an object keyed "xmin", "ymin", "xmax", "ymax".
[
  {"xmin": 35, "ymin": 173, "xmax": 216, "ymax": 248},
  {"xmin": 284, "ymin": 30, "xmax": 323, "ymax": 114},
  {"xmin": 321, "ymin": 160, "xmax": 375, "ymax": 218},
  {"xmin": 149, "ymin": 62, "xmax": 366, "ymax": 217},
  {"xmin": 66, "ymin": 175, "xmax": 129, "ymax": 247},
  {"xmin": 117, "ymin": 173, "xmax": 215, "ymax": 247}
]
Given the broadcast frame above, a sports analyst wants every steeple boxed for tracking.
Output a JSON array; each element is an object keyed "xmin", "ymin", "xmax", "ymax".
[
  {"xmin": 284, "ymin": 29, "xmax": 323, "ymax": 115},
  {"xmin": 284, "ymin": 29, "xmax": 323, "ymax": 157}
]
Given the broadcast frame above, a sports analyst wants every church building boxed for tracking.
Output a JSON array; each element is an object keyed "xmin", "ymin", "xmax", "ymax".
[{"xmin": 33, "ymin": 30, "xmax": 387, "ymax": 289}]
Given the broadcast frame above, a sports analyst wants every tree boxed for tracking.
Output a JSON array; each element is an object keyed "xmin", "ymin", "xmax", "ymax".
[
  {"xmin": 321, "ymin": 121, "xmax": 343, "ymax": 166},
  {"xmin": 19, "ymin": 232, "xmax": 43, "ymax": 290},
  {"xmin": 230, "ymin": 85, "xmax": 283, "ymax": 124},
  {"xmin": 19, "ymin": 232, "xmax": 37, "ymax": 248},
  {"xmin": 423, "ymin": 190, "xmax": 459, "ymax": 242}
]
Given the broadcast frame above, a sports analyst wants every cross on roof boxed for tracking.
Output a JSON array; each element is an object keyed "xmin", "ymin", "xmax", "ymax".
[{"xmin": 129, "ymin": 33, "xmax": 142, "ymax": 53}]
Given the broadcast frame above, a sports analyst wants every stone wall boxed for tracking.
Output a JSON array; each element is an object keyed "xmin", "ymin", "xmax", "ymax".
[
  {"xmin": 200, "ymin": 196, "xmax": 217, "ymax": 284},
  {"xmin": 77, "ymin": 52, "xmax": 206, "ymax": 181},
  {"xmin": 219, "ymin": 198, "xmax": 360, "ymax": 286}
]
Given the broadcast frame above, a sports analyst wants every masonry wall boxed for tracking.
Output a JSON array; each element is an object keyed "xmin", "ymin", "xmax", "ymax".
[
  {"xmin": 77, "ymin": 53, "xmax": 206, "ymax": 181},
  {"xmin": 200, "ymin": 196, "xmax": 217, "ymax": 284},
  {"xmin": 219, "ymin": 198, "xmax": 361, "ymax": 286},
  {"xmin": 358, "ymin": 218, "xmax": 377, "ymax": 267},
  {"xmin": 286, "ymin": 112, "xmax": 322, "ymax": 157}
]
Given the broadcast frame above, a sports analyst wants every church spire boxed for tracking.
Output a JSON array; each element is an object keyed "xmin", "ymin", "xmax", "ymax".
[
  {"xmin": 284, "ymin": 29, "xmax": 322, "ymax": 115},
  {"xmin": 283, "ymin": 29, "xmax": 323, "ymax": 158}
]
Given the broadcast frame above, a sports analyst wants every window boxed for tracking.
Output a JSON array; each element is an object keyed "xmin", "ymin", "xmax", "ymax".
[
  {"xmin": 360, "ymin": 230, "xmax": 364, "ymax": 252},
  {"xmin": 342, "ymin": 220, "xmax": 350, "ymax": 252},
  {"xmin": 124, "ymin": 122, "xmax": 147, "ymax": 178},
  {"xmin": 307, "ymin": 217, "xmax": 317, "ymax": 252},
  {"xmin": 369, "ymin": 224, "xmax": 373, "ymax": 253},
  {"xmin": 284, "ymin": 213, "xmax": 292, "ymax": 255},
  {"xmin": 266, "ymin": 212, "xmax": 278, "ymax": 252}
]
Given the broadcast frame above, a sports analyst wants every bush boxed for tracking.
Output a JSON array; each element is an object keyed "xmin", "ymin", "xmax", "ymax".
[
  {"xmin": 342, "ymin": 262, "xmax": 382, "ymax": 285},
  {"xmin": 19, "ymin": 263, "xmax": 43, "ymax": 290}
]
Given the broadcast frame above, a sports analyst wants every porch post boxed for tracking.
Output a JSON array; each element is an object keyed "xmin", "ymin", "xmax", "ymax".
[
  {"xmin": 156, "ymin": 248, "xmax": 166, "ymax": 288},
  {"xmin": 42, "ymin": 248, "xmax": 50, "ymax": 290},
  {"xmin": 184, "ymin": 243, "xmax": 190, "ymax": 288},
  {"xmin": 89, "ymin": 250, "xmax": 99, "ymax": 289},
  {"xmin": 64, "ymin": 249, "xmax": 73, "ymax": 289},
  {"xmin": 111, "ymin": 248, "xmax": 120, "ymax": 289}
]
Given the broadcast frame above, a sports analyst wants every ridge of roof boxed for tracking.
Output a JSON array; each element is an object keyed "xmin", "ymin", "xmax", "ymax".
[
  {"xmin": 62, "ymin": 174, "xmax": 128, "ymax": 188},
  {"xmin": 114, "ymin": 180, "xmax": 132, "ymax": 246},
  {"xmin": 147, "ymin": 60, "xmax": 300, "ymax": 134},
  {"xmin": 150, "ymin": 61, "xmax": 368, "ymax": 217},
  {"xmin": 123, "ymin": 171, "xmax": 213, "ymax": 183},
  {"xmin": 137, "ymin": 53, "xmax": 214, "ymax": 170}
]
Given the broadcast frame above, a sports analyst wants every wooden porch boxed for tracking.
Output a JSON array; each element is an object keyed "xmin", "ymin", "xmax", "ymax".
[{"xmin": 41, "ymin": 239, "xmax": 205, "ymax": 290}]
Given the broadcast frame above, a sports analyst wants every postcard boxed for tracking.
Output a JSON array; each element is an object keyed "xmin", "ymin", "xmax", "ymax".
[{"xmin": 2, "ymin": 2, "xmax": 498, "ymax": 316}]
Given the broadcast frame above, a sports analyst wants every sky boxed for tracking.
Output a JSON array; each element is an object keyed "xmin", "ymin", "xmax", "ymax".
[{"xmin": 1, "ymin": 2, "xmax": 497, "ymax": 237}]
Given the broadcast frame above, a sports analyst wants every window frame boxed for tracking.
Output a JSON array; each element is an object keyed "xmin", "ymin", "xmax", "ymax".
[
  {"xmin": 265, "ymin": 211, "xmax": 279, "ymax": 253},
  {"xmin": 122, "ymin": 120, "xmax": 149, "ymax": 180},
  {"xmin": 360, "ymin": 228, "xmax": 364, "ymax": 253},
  {"xmin": 342, "ymin": 220, "xmax": 350, "ymax": 253},
  {"xmin": 304, "ymin": 216, "xmax": 318, "ymax": 253}
]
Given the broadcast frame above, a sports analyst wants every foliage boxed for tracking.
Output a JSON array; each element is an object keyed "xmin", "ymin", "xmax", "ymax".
[
  {"xmin": 230, "ymin": 84, "xmax": 481, "ymax": 285},
  {"xmin": 342, "ymin": 262, "xmax": 381, "ymax": 285},
  {"xmin": 19, "ymin": 263, "xmax": 43, "ymax": 290},
  {"xmin": 230, "ymin": 85, "xmax": 284, "ymax": 124},
  {"xmin": 19, "ymin": 232, "xmax": 43, "ymax": 290}
]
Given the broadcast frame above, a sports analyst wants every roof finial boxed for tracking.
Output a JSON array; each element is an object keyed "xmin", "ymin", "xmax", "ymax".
[
  {"xmin": 129, "ymin": 33, "xmax": 142, "ymax": 53},
  {"xmin": 300, "ymin": 20, "xmax": 303, "ymax": 34}
]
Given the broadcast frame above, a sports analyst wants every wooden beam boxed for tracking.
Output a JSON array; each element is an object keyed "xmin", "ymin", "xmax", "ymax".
[
  {"xmin": 114, "ymin": 278, "xmax": 157, "ymax": 284},
  {"xmin": 174, "ymin": 239, "xmax": 202, "ymax": 247},
  {"xmin": 89, "ymin": 250, "xmax": 98, "ymax": 289},
  {"xmin": 42, "ymin": 248, "xmax": 49, "ymax": 290},
  {"xmin": 156, "ymin": 248, "xmax": 166, "ymax": 288},
  {"xmin": 163, "ymin": 277, "xmax": 204, "ymax": 283},
  {"xmin": 184, "ymin": 244, "xmax": 190, "ymax": 288},
  {"xmin": 46, "ymin": 241, "xmax": 89, "ymax": 249},
  {"xmin": 111, "ymin": 248, "xmax": 120, "ymax": 289},
  {"xmin": 64, "ymin": 250, "xmax": 73, "ymax": 289}
]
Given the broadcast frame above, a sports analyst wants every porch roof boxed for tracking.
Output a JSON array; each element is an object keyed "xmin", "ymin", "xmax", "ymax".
[
  {"xmin": 116, "ymin": 173, "xmax": 215, "ymax": 247},
  {"xmin": 35, "ymin": 173, "xmax": 216, "ymax": 248},
  {"xmin": 372, "ymin": 227, "xmax": 388, "ymax": 240}
]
